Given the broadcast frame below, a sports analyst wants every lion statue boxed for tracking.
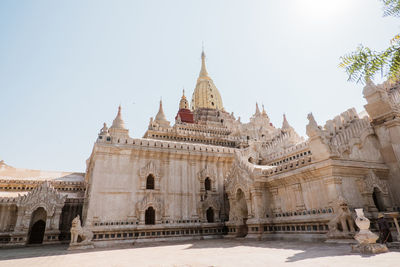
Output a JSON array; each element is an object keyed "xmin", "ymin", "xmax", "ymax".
[
  {"xmin": 70, "ymin": 215, "xmax": 93, "ymax": 246},
  {"xmin": 327, "ymin": 197, "xmax": 356, "ymax": 239}
]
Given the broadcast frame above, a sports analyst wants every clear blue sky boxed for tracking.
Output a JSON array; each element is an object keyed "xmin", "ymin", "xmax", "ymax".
[{"xmin": 0, "ymin": 0, "xmax": 398, "ymax": 172}]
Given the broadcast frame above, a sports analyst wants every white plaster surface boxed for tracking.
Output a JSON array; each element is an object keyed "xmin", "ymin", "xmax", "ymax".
[{"xmin": 0, "ymin": 239, "xmax": 399, "ymax": 267}]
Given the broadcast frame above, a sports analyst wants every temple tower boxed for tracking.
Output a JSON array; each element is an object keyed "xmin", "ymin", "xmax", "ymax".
[
  {"xmin": 191, "ymin": 50, "xmax": 224, "ymax": 110},
  {"xmin": 175, "ymin": 90, "xmax": 194, "ymax": 123}
]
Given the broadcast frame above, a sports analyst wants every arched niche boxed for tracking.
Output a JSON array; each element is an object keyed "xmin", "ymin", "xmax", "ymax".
[
  {"xmin": 28, "ymin": 207, "xmax": 47, "ymax": 244},
  {"xmin": 145, "ymin": 207, "xmax": 155, "ymax": 225},
  {"xmin": 146, "ymin": 174, "xmax": 155, "ymax": 190},
  {"xmin": 206, "ymin": 207, "xmax": 214, "ymax": 223}
]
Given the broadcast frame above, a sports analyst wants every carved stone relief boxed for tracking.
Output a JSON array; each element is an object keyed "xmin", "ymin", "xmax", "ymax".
[
  {"xmin": 15, "ymin": 181, "xmax": 66, "ymax": 233},
  {"xmin": 138, "ymin": 161, "xmax": 163, "ymax": 190},
  {"xmin": 136, "ymin": 192, "xmax": 164, "ymax": 224}
]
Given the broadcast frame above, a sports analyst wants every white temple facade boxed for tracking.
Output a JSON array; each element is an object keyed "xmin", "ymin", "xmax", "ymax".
[{"xmin": 0, "ymin": 51, "xmax": 399, "ymax": 247}]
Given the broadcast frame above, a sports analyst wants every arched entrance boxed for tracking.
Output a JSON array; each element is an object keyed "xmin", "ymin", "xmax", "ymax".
[
  {"xmin": 206, "ymin": 207, "xmax": 214, "ymax": 223},
  {"xmin": 145, "ymin": 207, "xmax": 155, "ymax": 225},
  {"xmin": 372, "ymin": 187, "xmax": 385, "ymax": 211},
  {"xmin": 236, "ymin": 189, "xmax": 248, "ymax": 237},
  {"xmin": 28, "ymin": 207, "xmax": 47, "ymax": 244}
]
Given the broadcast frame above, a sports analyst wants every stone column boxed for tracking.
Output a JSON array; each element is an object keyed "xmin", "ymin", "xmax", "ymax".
[
  {"xmin": 46, "ymin": 216, "xmax": 51, "ymax": 230},
  {"xmin": 52, "ymin": 208, "xmax": 62, "ymax": 230},
  {"xmin": 250, "ymin": 188, "xmax": 263, "ymax": 219},
  {"xmin": 246, "ymin": 196, "xmax": 252, "ymax": 219},
  {"xmin": 14, "ymin": 207, "xmax": 25, "ymax": 231},
  {"xmin": 190, "ymin": 160, "xmax": 198, "ymax": 219},
  {"xmin": 227, "ymin": 195, "xmax": 236, "ymax": 223},
  {"xmin": 139, "ymin": 211, "xmax": 145, "ymax": 225},
  {"xmin": 162, "ymin": 157, "xmax": 171, "ymax": 221},
  {"xmin": 217, "ymin": 160, "xmax": 224, "ymax": 221},
  {"xmin": 23, "ymin": 214, "xmax": 31, "ymax": 230}
]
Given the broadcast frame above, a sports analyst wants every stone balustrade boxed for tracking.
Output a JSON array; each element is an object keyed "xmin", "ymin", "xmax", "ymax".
[{"xmin": 97, "ymin": 137, "xmax": 235, "ymax": 154}]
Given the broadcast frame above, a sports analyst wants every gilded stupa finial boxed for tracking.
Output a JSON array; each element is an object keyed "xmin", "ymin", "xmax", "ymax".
[
  {"xmin": 199, "ymin": 48, "xmax": 208, "ymax": 78},
  {"xmin": 192, "ymin": 49, "xmax": 224, "ymax": 110}
]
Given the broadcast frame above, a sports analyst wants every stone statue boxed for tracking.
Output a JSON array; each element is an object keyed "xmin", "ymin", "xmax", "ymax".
[
  {"xmin": 69, "ymin": 215, "xmax": 94, "ymax": 250},
  {"xmin": 351, "ymin": 208, "xmax": 388, "ymax": 254},
  {"xmin": 306, "ymin": 113, "xmax": 321, "ymax": 137},
  {"xmin": 99, "ymin": 123, "xmax": 109, "ymax": 135},
  {"xmin": 327, "ymin": 197, "xmax": 355, "ymax": 240}
]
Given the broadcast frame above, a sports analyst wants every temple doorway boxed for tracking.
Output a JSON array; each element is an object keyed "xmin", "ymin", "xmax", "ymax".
[
  {"xmin": 206, "ymin": 207, "xmax": 214, "ymax": 223},
  {"xmin": 145, "ymin": 207, "xmax": 155, "ymax": 225},
  {"xmin": 28, "ymin": 207, "xmax": 47, "ymax": 244},
  {"xmin": 236, "ymin": 189, "xmax": 248, "ymax": 237},
  {"xmin": 372, "ymin": 187, "xmax": 385, "ymax": 211}
]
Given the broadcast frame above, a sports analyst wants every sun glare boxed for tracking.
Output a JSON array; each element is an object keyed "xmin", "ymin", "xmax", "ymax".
[{"xmin": 296, "ymin": 0, "xmax": 350, "ymax": 20}]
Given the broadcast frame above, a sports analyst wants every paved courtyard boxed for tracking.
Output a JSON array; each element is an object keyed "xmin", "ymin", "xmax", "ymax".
[{"xmin": 0, "ymin": 239, "xmax": 399, "ymax": 267}]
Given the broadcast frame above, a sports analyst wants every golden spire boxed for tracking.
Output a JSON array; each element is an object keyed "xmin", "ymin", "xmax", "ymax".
[
  {"xmin": 199, "ymin": 49, "xmax": 209, "ymax": 78},
  {"xmin": 191, "ymin": 49, "xmax": 224, "ymax": 110}
]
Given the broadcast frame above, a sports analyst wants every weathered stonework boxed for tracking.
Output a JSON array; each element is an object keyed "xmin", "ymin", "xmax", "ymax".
[{"xmin": 0, "ymin": 52, "xmax": 400, "ymax": 248}]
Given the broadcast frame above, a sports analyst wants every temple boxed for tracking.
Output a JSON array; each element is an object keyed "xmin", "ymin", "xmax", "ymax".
[{"xmin": 0, "ymin": 51, "xmax": 399, "ymax": 247}]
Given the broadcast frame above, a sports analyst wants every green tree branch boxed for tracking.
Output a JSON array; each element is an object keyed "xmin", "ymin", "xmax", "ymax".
[{"xmin": 339, "ymin": 0, "xmax": 400, "ymax": 83}]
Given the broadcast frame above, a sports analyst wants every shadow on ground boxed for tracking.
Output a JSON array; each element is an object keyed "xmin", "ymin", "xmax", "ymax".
[
  {"xmin": 181, "ymin": 239, "xmax": 390, "ymax": 262},
  {"xmin": 0, "ymin": 239, "xmax": 398, "ymax": 263}
]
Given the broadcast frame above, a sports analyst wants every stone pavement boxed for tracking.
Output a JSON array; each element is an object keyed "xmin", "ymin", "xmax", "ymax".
[{"xmin": 0, "ymin": 239, "xmax": 399, "ymax": 267}]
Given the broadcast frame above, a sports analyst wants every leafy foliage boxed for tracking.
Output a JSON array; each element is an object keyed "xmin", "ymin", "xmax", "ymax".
[
  {"xmin": 382, "ymin": 0, "xmax": 400, "ymax": 17},
  {"xmin": 339, "ymin": 0, "xmax": 400, "ymax": 83}
]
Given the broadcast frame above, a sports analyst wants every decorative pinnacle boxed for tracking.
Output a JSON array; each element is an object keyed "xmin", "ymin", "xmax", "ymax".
[
  {"xmin": 181, "ymin": 88, "xmax": 187, "ymax": 100},
  {"xmin": 282, "ymin": 113, "xmax": 290, "ymax": 129},
  {"xmin": 199, "ymin": 49, "xmax": 208, "ymax": 78},
  {"xmin": 110, "ymin": 105, "xmax": 126, "ymax": 129},
  {"xmin": 180, "ymin": 88, "xmax": 189, "ymax": 109},
  {"xmin": 155, "ymin": 98, "xmax": 170, "ymax": 126},
  {"xmin": 255, "ymin": 102, "xmax": 261, "ymax": 115}
]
